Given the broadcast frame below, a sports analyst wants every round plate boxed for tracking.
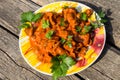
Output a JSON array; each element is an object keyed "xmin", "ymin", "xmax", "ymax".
[{"xmin": 19, "ymin": 1, "xmax": 106, "ymax": 76}]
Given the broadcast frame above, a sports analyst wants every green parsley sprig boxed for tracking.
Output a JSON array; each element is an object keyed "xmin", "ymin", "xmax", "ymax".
[
  {"xmin": 75, "ymin": 26, "xmax": 82, "ymax": 32},
  {"xmin": 45, "ymin": 30, "xmax": 54, "ymax": 39},
  {"xmin": 97, "ymin": 10, "xmax": 108, "ymax": 23},
  {"xmin": 18, "ymin": 11, "xmax": 42, "ymax": 29},
  {"xmin": 42, "ymin": 19, "xmax": 50, "ymax": 29},
  {"xmin": 89, "ymin": 10, "xmax": 108, "ymax": 30},
  {"xmin": 81, "ymin": 26, "xmax": 92, "ymax": 34},
  {"xmin": 80, "ymin": 12, "xmax": 88, "ymax": 21},
  {"xmin": 51, "ymin": 54, "xmax": 76, "ymax": 80},
  {"xmin": 60, "ymin": 18, "xmax": 65, "ymax": 26},
  {"xmin": 60, "ymin": 38, "xmax": 66, "ymax": 44},
  {"xmin": 65, "ymin": 35, "xmax": 73, "ymax": 48}
]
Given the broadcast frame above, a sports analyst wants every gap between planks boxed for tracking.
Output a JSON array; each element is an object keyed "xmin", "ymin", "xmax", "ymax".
[
  {"xmin": 0, "ymin": 25, "xmax": 120, "ymax": 53},
  {"xmin": 0, "ymin": 25, "xmax": 118, "ymax": 80},
  {"xmin": 20, "ymin": 0, "xmax": 120, "ymax": 53},
  {"xmin": 0, "ymin": 25, "xmax": 85, "ymax": 80},
  {"xmin": 0, "ymin": 48, "xmax": 84, "ymax": 80},
  {"xmin": 0, "ymin": 0, "xmax": 119, "ymax": 80},
  {"xmin": 0, "ymin": 48, "xmax": 44, "ymax": 80}
]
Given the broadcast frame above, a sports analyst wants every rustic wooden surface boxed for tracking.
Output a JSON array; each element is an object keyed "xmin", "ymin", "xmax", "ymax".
[{"xmin": 0, "ymin": 0, "xmax": 120, "ymax": 80}]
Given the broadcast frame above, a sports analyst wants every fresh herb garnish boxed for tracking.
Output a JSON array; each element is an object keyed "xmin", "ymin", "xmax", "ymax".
[
  {"xmin": 66, "ymin": 41, "xmax": 72, "ymax": 48},
  {"xmin": 18, "ymin": 11, "xmax": 42, "ymax": 29},
  {"xmin": 97, "ymin": 10, "xmax": 107, "ymax": 23},
  {"xmin": 32, "ymin": 13, "xmax": 43, "ymax": 22},
  {"xmin": 68, "ymin": 35, "xmax": 73, "ymax": 40},
  {"xmin": 91, "ymin": 21, "xmax": 99, "ymax": 29},
  {"xmin": 75, "ymin": 26, "xmax": 82, "ymax": 32},
  {"xmin": 60, "ymin": 18, "xmax": 65, "ymax": 26},
  {"xmin": 60, "ymin": 38, "xmax": 66, "ymax": 44},
  {"xmin": 63, "ymin": 6, "xmax": 69, "ymax": 9},
  {"xmin": 21, "ymin": 11, "xmax": 33, "ymax": 23},
  {"xmin": 82, "ymin": 26, "xmax": 92, "ymax": 34},
  {"xmin": 97, "ymin": 10, "xmax": 105, "ymax": 18},
  {"xmin": 100, "ymin": 19, "xmax": 107, "ymax": 23},
  {"xmin": 17, "ymin": 23, "xmax": 30, "ymax": 29},
  {"xmin": 65, "ymin": 35, "xmax": 73, "ymax": 48},
  {"xmin": 80, "ymin": 12, "xmax": 88, "ymax": 21},
  {"xmin": 21, "ymin": 11, "xmax": 42, "ymax": 23},
  {"xmin": 51, "ymin": 54, "xmax": 76, "ymax": 80},
  {"xmin": 42, "ymin": 19, "xmax": 50, "ymax": 29},
  {"xmin": 45, "ymin": 30, "xmax": 54, "ymax": 39}
]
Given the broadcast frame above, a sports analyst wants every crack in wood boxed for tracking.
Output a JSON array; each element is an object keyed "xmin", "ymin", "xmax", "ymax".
[
  {"xmin": 0, "ymin": 48, "xmax": 44, "ymax": 80},
  {"xmin": 0, "ymin": 25, "xmax": 119, "ymax": 80},
  {"xmin": 0, "ymin": 25, "xmax": 19, "ymax": 39},
  {"xmin": 19, "ymin": 0, "xmax": 41, "ymax": 9},
  {"xmin": 0, "ymin": 72, "xmax": 10, "ymax": 80},
  {"xmin": 29, "ymin": 0, "xmax": 42, "ymax": 7},
  {"xmin": 107, "ymin": 42, "xmax": 120, "ymax": 55},
  {"xmin": 1, "ymin": 24, "xmax": 120, "ymax": 53},
  {"xmin": 91, "ymin": 67, "xmax": 113, "ymax": 80},
  {"xmin": 74, "ymin": 74, "xmax": 85, "ymax": 80},
  {"xmin": 0, "ymin": 25, "xmax": 86, "ymax": 80}
]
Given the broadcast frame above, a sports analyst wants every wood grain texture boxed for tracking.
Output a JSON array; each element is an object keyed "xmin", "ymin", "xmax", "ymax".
[
  {"xmin": 0, "ymin": 0, "xmax": 40, "ymax": 35},
  {"xmin": 0, "ymin": 50, "xmax": 44, "ymax": 80},
  {"xmin": 31, "ymin": 0, "xmax": 120, "ymax": 48},
  {"xmin": 0, "ymin": 0, "xmax": 120, "ymax": 47},
  {"xmin": 0, "ymin": 27, "xmax": 81, "ymax": 80},
  {"xmin": 0, "ymin": 0, "xmax": 120, "ymax": 80},
  {"xmin": 79, "ymin": 44, "xmax": 120, "ymax": 80},
  {"xmin": 1, "ymin": 27, "xmax": 120, "ymax": 80}
]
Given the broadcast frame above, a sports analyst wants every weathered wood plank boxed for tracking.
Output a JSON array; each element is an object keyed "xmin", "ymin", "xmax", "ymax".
[
  {"xmin": 78, "ymin": 67, "xmax": 110, "ymax": 80},
  {"xmin": 0, "ymin": 0, "xmax": 120, "ymax": 80},
  {"xmin": 78, "ymin": 44, "xmax": 120, "ymax": 80},
  {"xmin": 0, "ymin": 0, "xmax": 40, "ymax": 35},
  {"xmin": 0, "ymin": 26, "xmax": 81, "ymax": 80},
  {"xmin": 92, "ymin": 46, "xmax": 120, "ymax": 80},
  {"xmin": 0, "ymin": 27, "xmax": 52, "ymax": 80},
  {"xmin": 31, "ymin": 0, "xmax": 120, "ymax": 48},
  {"xmin": 0, "ymin": 72, "xmax": 10, "ymax": 80},
  {"xmin": 0, "ymin": 26, "xmax": 116, "ymax": 80},
  {"xmin": 0, "ymin": 0, "xmax": 120, "ymax": 48},
  {"xmin": 0, "ymin": 50, "xmax": 44, "ymax": 80}
]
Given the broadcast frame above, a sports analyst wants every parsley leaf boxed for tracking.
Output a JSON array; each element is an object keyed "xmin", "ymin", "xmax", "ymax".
[
  {"xmin": 52, "ymin": 67, "xmax": 62, "ymax": 80},
  {"xmin": 21, "ymin": 11, "xmax": 42, "ymax": 23},
  {"xmin": 18, "ymin": 11, "xmax": 42, "ymax": 29},
  {"xmin": 60, "ymin": 63, "xmax": 68, "ymax": 76},
  {"xmin": 76, "ymin": 26, "xmax": 82, "ymax": 32},
  {"xmin": 100, "ymin": 19, "xmax": 107, "ymax": 23},
  {"xmin": 51, "ymin": 54, "xmax": 76, "ymax": 80},
  {"xmin": 31, "ymin": 13, "xmax": 43, "ymax": 22},
  {"xmin": 97, "ymin": 10, "xmax": 108, "ymax": 23},
  {"xmin": 68, "ymin": 35, "xmax": 73, "ymax": 40},
  {"xmin": 66, "ymin": 41, "xmax": 72, "ymax": 48},
  {"xmin": 51, "ymin": 57, "xmax": 60, "ymax": 73},
  {"xmin": 42, "ymin": 19, "xmax": 50, "ymax": 29},
  {"xmin": 58, "ymin": 54, "xmax": 67, "ymax": 60},
  {"xmin": 60, "ymin": 18, "xmax": 65, "ymax": 26},
  {"xmin": 60, "ymin": 38, "xmax": 66, "ymax": 44},
  {"xmin": 45, "ymin": 30, "xmax": 54, "ymax": 39},
  {"xmin": 97, "ymin": 10, "xmax": 105, "ymax": 18},
  {"xmin": 17, "ymin": 23, "xmax": 30, "ymax": 29},
  {"xmin": 63, "ymin": 57, "xmax": 76, "ymax": 67},
  {"xmin": 80, "ymin": 13, "xmax": 88, "ymax": 21},
  {"xmin": 63, "ymin": 6, "xmax": 69, "ymax": 9},
  {"xmin": 21, "ymin": 11, "xmax": 34, "ymax": 23},
  {"xmin": 64, "ymin": 35, "xmax": 73, "ymax": 48},
  {"xmin": 82, "ymin": 26, "xmax": 92, "ymax": 34},
  {"xmin": 91, "ymin": 21, "xmax": 99, "ymax": 29}
]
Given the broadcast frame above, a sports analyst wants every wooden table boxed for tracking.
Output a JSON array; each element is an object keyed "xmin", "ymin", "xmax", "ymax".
[{"xmin": 0, "ymin": 0, "xmax": 120, "ymax": 80}]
